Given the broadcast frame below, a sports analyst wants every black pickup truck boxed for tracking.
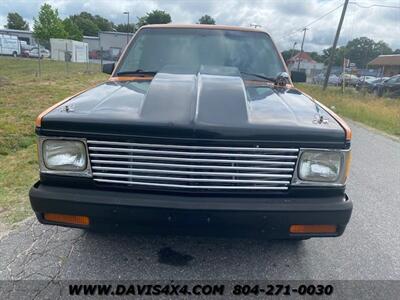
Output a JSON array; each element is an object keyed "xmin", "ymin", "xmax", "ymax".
[{"xmin": 30, "ymin": 25, "xmax": 352, "ymax": 239}]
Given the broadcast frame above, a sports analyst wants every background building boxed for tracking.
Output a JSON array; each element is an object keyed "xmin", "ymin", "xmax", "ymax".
[
  {"xmin": 368, "ymin": 54, "xmax": 400, "ymax": 77},
  {"xmin": 286, "ymin": 52, "xmax": 324, "ymax": 82},
  {"xmin": 0, "ymin": 28, "xmax": 36, "ymax": 45},
  {"xmin": 83, "ymin": 31, "xmax": 134, "ymax": 61},
  {"xmin": 98, "ymin": 31, "xmax": 133, "ymax": 60},
  {"xmin": 83, "ymin": 36, "xmax": 100, "ymax": 52}
]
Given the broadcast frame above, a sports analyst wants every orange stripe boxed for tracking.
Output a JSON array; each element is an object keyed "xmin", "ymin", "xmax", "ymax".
[
  {"xmin": 35, "ymin": 84, "xmax": 105, "ymax": 128},
  {"xmin": 296, "ymin": 88, "xmax": 352, "ymax": 141},
  {"xmin": 108, "ymin": 76, "xmax": 153, "ymax": 82},
  {"xmin": 141, "ymin": 24, "xmax": 266, "ymax": 33},
  {"xmin": 314, "ymin": 99, "xmax": 352, "ymax": 141},
  {"xmin": 35, "ymin": 97, "xmax": 72, "ymax": 127}
]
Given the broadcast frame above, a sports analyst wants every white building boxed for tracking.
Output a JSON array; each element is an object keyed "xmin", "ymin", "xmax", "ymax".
[
  {"xmin": 50, "ymin": 38, "xmax": 89, "ymax": 63},
  {"xmin": 0, "ymin": 28, "xmax": 36, "ymax": 46},
  {"xmin": 286, "ymin": 52, "xmax": 324, "ymax": 82}
]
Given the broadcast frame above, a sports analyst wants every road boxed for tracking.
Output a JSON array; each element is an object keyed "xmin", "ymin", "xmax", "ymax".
[{"xmin": 0, "ymin": 121, "xmax": 399, "ymax": 286}]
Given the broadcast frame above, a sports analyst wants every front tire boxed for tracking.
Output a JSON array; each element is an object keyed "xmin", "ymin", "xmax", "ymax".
[{"xmin": 12, "ymin": 52, "xmax": 17, "ymax": 57}]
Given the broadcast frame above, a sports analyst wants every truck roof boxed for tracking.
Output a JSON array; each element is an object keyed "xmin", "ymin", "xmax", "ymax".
[{"xmin": 140, "ymin": 24, "xmax": 270, "ymax": 35}]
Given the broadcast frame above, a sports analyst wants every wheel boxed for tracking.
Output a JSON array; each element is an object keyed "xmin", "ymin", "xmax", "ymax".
[
  {"xmin": 12, "ymin": 52, "xmax": 17, "ymax": 57},
  {"xmin": 373, "ymin": 88, "xmax": 381, "ymax": 97}
]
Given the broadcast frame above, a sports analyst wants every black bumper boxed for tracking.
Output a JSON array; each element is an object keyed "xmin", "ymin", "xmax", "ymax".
[{"xmin": 29, "ymin": 181, "xmax": 352, "ymax": 239}]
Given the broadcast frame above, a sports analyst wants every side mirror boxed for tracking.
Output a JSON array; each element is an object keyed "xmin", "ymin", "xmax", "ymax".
[
  {"xmin": 102, "ymin": 63, "xmax": 115, "ymax": 75},
  {"xmin": 291, "ymin": 71, "xmax": 307, "ymax": 83},
  {"xmin": 275, "ymin": 72, "xmax": 290, "ymax": 86}
]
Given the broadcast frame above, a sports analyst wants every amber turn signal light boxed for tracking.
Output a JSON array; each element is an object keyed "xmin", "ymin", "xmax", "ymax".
[
  {"xmin": 290, "ymin": 225, "xmax": 337, "ymax": 234},
  {"xmin": 44, "ymin": 213, "xmax": 90, "ymax": 226}
]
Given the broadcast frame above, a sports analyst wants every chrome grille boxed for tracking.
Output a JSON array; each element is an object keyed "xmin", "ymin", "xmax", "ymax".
[{"xmin": 87, "ymin": 140, "xmax": 299, "ymax": 191}]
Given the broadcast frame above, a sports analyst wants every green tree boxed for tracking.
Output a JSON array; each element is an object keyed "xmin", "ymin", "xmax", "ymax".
[
  {"xmin": 281, "ymin": 49, "xmax": 299, "ymax": 62},
  {"xmin": 94, "ymin": 15, "xmax": 114, "ymax": 31},
  {"xmin": 69, "ymin": 12, "xmax": 114, "ymax": 36},
  {"xmin": 321, "ymin": 37, "xmax": 394, "ymax": 68},
  {"xmin": 33, "ymin": 4, "xmax": 67, "ymax": 46},
  {"xmin": 63, "ymin": 18, "xmax": 83, "ymax": 41},
  {"xmin": 115, "ymin": 23, "xmax": 136, "ymax": 33},
  {"xmin": 321, "ymin": 46, "xmax": 346, "ymax": 66},
  {"xmin": 70, "ymin": 13, "xmax": 99, "ymax": 36},
  {"xmin": 345, "ymin": 37, "xmax": 392, "ymax": 68},
  {"xmin": 137, "ymin": 10, "xmax": 171, "ymax": 28},
  {"xmin": 198, "ymin": 15, "xmax": 215, "ymax": 25},
  {"xmin": 309, "ymin": 51, "xmax": 324, "ymax": 63},
  {"xmin": 5, "ymin": 12, "xmax": 29, "ymax": 30}
]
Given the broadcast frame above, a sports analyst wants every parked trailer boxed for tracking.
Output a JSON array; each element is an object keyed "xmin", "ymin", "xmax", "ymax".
[
  {"xmin": 0, "ymin": 34, "xmax": 21, "ymax": 57},
  {"xmin": 50, "ymin": 39, "xmax": 89, "ymax": 63}
]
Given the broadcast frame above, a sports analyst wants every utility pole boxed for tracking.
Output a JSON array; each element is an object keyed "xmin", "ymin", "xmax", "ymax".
[
  {"xmin": 290, "ymin": 41, "xmax": 297, "ymax": 60},
  {"xmin": 323, "ymin": 0, "xmax": 349, "ymax": 90},
  {"xmin": 123, "ymin": 11, "xmax": 130, "ymax": 45},
  {"xmin": 297, "ymin": 28, "xmax": 307, "ymax": 71}
]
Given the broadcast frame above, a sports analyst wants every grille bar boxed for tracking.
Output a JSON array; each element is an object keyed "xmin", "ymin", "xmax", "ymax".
[
  {"xmin": 92, "ymin": 165, "xmax": 294, "ymax": 172},
  {"xmin": 94, "ymin": 179, "xmax": 289, "ymax": 190},
  {"xmin": 88, "ymin": 146, "xmax": 298, "ymax": 159},
  {"xmin": 90, "ymin": 155, "xmax": 296, "ymax": 165},
  {"xmin": 92, "ymin": 172, "xmax": 291, "ymax": 184},
  {"xmin": 93, "ymin": 170, "xmax": 292, "ymax": 178},
  {"xmin": 88, "ymin": 140, "xmax": 299, "ymax": 191},
  {"xmin": 88, "ymin": 140, "xmax": 299, "ymax": 152}
]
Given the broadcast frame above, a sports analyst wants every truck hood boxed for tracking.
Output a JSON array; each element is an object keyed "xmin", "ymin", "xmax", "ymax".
[{"xmin": 41, "ymin": 67, "xmax": 346, "ymax": 147}]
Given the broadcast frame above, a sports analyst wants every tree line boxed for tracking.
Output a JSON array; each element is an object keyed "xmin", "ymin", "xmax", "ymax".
[
  {"xmin": 282, "ymin": 37, "xmax": 400, "ymax": 69},
  {"xmin": 4, "ymin": 4, "xmax": 216, "ymax": 47},
  {"xmin": 5, "ymin": 5, "xmax": 399, "ymax": 68}
]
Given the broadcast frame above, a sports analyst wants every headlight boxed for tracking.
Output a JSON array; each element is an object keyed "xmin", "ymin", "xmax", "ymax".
[
  {"xmin": 42, "ymin": 139, "xmax": 87, "ymax": 171},
  {"xmin": 294, "ymin": 149, "xmax": 351, "ymax": 185}
]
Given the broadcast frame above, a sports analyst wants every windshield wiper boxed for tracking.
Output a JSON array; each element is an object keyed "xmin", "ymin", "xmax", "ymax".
[
  {"xmin": 240, "ymin": 72, "xmax": 275, "ymax": 82},
  {"xmin": 116, "ymin": 69, "xmax": 157, "ymax": 76}
]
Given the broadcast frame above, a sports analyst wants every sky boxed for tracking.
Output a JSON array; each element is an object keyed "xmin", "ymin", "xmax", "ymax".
[{"xmin": 0, "ymin": 0, "xmax": 399, "ymax": 53}]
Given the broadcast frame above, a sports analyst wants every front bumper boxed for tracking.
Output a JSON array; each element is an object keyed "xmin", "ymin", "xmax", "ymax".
[{"xmin": 29, "ymin": 181, "xmax": 352, "ymax": 239}]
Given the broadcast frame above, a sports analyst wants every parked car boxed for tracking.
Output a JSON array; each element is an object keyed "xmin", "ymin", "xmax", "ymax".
[
  {"xmin": 20, "ymin": 43, "xmax": 33, "ymax": 58},
  {"xmin": 373, "ymin": 75, "xmax": 400, "ymax": 98},
  {"xmin": 312, "ymin": 73, "xmax": 325, "ymax": 85},
  {"xmin": 355, "ymin": 76, "xmax": 377, "ymax": 91},
  {"xmin": 30, "ymin": 24, "xmax": 353, "ymax": 239},
  {"xmin": 328, "ymin": 74, "xmax": 340, "ymax": 85},
  {"xmin": 339, "ymin": 73, "xmax": 359, "ymax": 86},
  {"xmin": 0, "ymin": 34, "xmax": 20, "ymax": 57},
  {"xmin": 28, "ymin": 47, "xmax": 50, "ymax": 59},
  {"xmin": 311, "ymin": 74, "xmax": 340, "ymax": 86},
  {"xmin": 360, "ymin": 77, "xmax": 389, "ymax": 93}
]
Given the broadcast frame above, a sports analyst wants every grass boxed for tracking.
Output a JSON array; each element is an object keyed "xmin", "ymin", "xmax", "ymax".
[
  {"xmin": 297, "ymin": 84, "xmax": 400, "ymax": 137},
  {"xmin": 0, "ymin": 56, "xmax": 399, "ymax": 227},
  {"xmin": 0, "ymin": 56, "xmax": 107, "ymax": 226}
]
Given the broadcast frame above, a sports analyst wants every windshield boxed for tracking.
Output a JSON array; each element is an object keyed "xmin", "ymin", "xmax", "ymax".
[{"xmin": 117, "ymin": 28, "xmax": 285, "ymax": 78}]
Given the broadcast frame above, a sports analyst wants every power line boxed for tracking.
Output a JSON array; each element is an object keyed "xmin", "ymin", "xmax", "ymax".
[
  {"xmin": 297, "ymin": 28, "xmax": 308, "ymax": 71},
  {"xmin": 277, "ymin": 0, "xmax": 399, "ymax": 45},
  {"xmin": 301, "ymin": 3, "xmax": 345, "ymax": 30},
  {"xmin": 349, "ymin": 2, "xmax": 400, "ymax": 9},
  {"xmin": 323, "ymin": 0, "xmax": 350, "ymax": 90},
  {"xmin": 276, "ymin": 2, "xmax": 344, "ymax": 42}
]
